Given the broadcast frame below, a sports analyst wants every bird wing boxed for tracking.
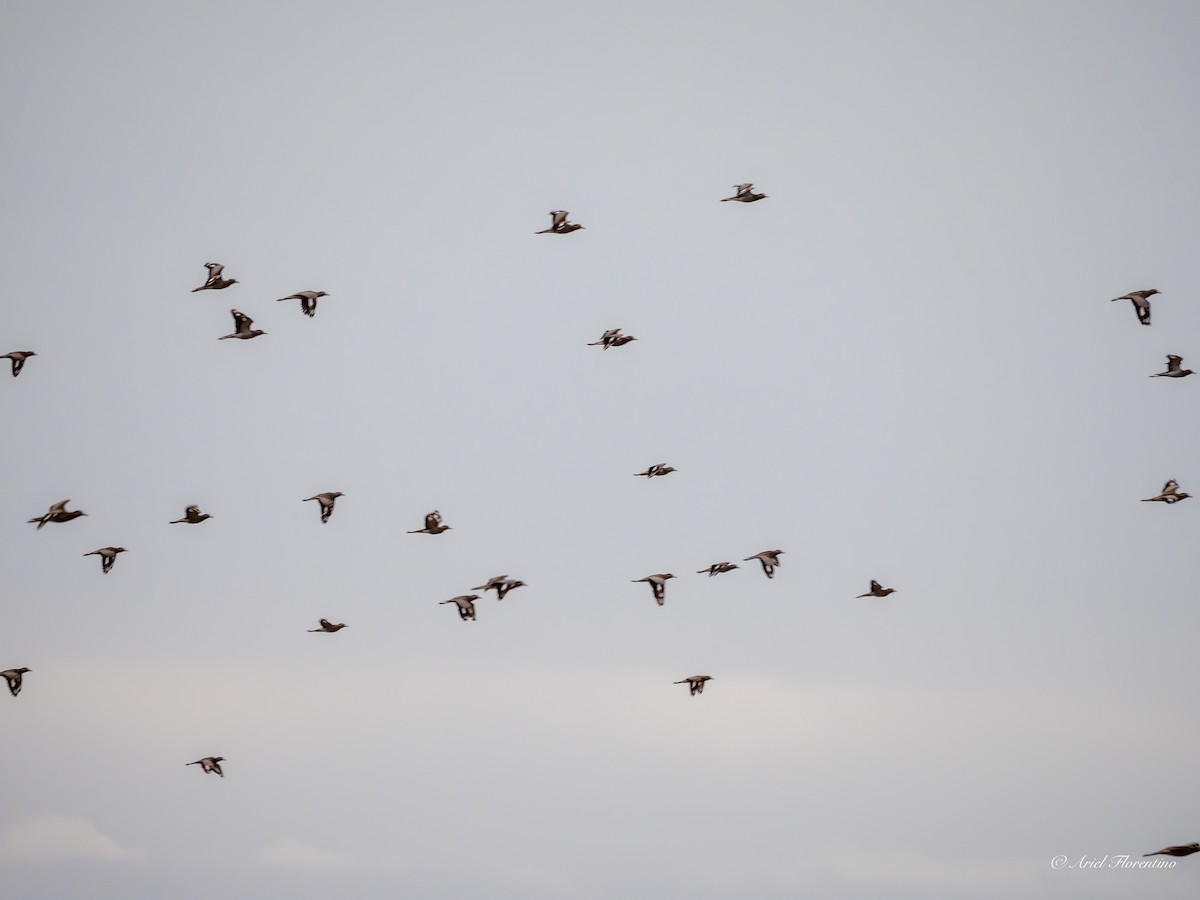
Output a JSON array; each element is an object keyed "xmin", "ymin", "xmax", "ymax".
[
  {"xmin": 49, "ymin": 500, "xmax": 69, "ymax": 514},
  {"xmin": 319, "ymin": 618, "xmax": 333, "ymax": 629},
  {"xmin": 230, "ymin": 309, "xmax": 253, "ymax": 333},
  {"xmin": 551, "ymin": 210, "xmax": 568, "ymax": 228},
  {"xmin": 205, "ymin": 263, "xmax": 225, "ymax": 282},
  {"xmin": 424, "ymin": 511, "xmax": 441, "ymax": 530},
  {"xmin": 870, "ymin": 580, "xmax": 883, "ymax": 592},
  {"xmin": 734, "ymin": 183, "xmax": 753, "ymax": 194},
  {"xmin": 1162, "ymin": 479, "xmax": 1179, "ymax": 495},
  {"xmin": 1167, "ymin": 355, "xmax": 1183, "ymax": 371}
]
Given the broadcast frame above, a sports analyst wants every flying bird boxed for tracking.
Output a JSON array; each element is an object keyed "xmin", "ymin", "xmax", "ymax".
[
  {"xmin": 84, "ymin": 547, "xmax": 126, "ymax": 574},
  {"xmin": 607, "ymin": 334, "xmax": 637, "ymax": 348},
  {"xmin": 27, "ymin": 500, "xmax": 87, "ymax": 529},
  {"xmin": 308, "ymin": 618, "xmax": 347, "ymax": 632},
  {"xmin": 484, "ymin": 577, "xmax": 525, "ymax": 600},
  {"xmin": 1111, "ymin": 288, "xmax": 1159, "ymax": 326},
  {"xmin": 170, "ymin": 505, "xmax": 212, "ymax": 524},
  {"xmin": 1144, "ymin": 844, "xmax": 1200, "ymax": 858},
  {"xmin": 856, "ymin": 579, "xmax": 897, "ymax": 598},
  {"xmin": 192, "ymin": 263, "xmax": 238, "ymax": 292},
  {"xmin": 0, "ymin": 351, "xmax": 36, "ymax": 378},
  {"xmin": 697, "ymin": 562, "xmax": 738, "ymax": 576},
  {"xmin": 721, "ymin": 183, "xmax": 768, "ymax": 202},
  {"xmin": 1142, "ymin": 480, "xmax": 1190, "ymax": 504},
  {"xmin": 1150, "ymin": 355, "xmax": 1194, "ymax": 378},
  {"xmin": 218, "ymin": 309, "xmax": 266, "ymax": 340},
  {"xmin": 1, "ymin": 668, "xmax": 30, "ymax": 698},
  {"xmin": 587, "ymin": 328, "xmax": 623, "ymax": 348},
  {"xmin": 743, "ymin": 549, "xmax": 784, "ymax": 579},
  {"xmin": 440, "ymin": 594, "xmax": 478, "ymax": 621},
  {"xmin": 277, "ymin": 290, "xmax": 329, "ymax": 318},
  {"xmin": 632, "ymin": 573, "xmax": 675, "ymax": 605},
  {"xmin": 674, "ymin": 675, "xmax": 713, "ymax": 696},
  {"xmin": 634, "ymin": 464, "xmax": 677, "ymax": 478},
  {"xmin": 303, "ymin": 492, "xmax": 344, "ymax": 524},
  {"xmin": 408, "ymin": 510, "xmax": 451, "ymax": 534},
  {"xmin": 186, "ymin": 757, "xmax": 225, "ymax": 777},
  {"xmin": 536, "ymin": 210, "xmax": 585, "ymax": 234}
]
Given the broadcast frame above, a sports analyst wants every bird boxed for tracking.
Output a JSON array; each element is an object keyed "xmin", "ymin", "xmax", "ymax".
[
  {"xmin": 27, "ymin": 499, "xmax": 87, "ymax": 529},
  {"xmin": 587, "ymin": 328, "xmax": 624, "ymax": 348},
  {"xmin": 1150, "ymin": 355, "xmax": 1193, "ymax": 378},
  {"xmin": 1, "ymin": 668, "xmax": 30, "ymax": 698},
  {"xmin": 632, "ymin": 573, "xmax": 675, "ymax": 605},
  {"xmin": 218, "ymin": 309, "xmax": 266, "ymax": 340},
  {"xmin": 1142, "ymin": 479, "xmax": 1190, "ymax": 504},
  {"xmin": 303, "ymin": 492, "xmax": 343, "ymax": 524},
  {"xmin": 440, "ymin": 594, "xmax": 478, "ymax": 621},
  {"xmin": 1144, "ymin": 843, "xmax": 1200, "ymax": 858},
  {"xmin": 634, "ymin": 464, "xmax": 677, "ymax": 478},
  {"xmin": 1111, "ymin": 289, "xmax": 1158, "ymax": 326},
  {"xmin": 607, "ymin": 334, "xmax": 637, "ymax": 349},
  {"xmin": 191, "ymin": 263, "xmax": 238, "ymax": 292},
  {"xmin": 408, "ymin": 510, "xmax": 451, "ymax": 534},
  {"xmin": 169, "ymin": 505, "xmax": 212, "ymax": 524},
  {"xmin": 474, "ymin": 577, "xmax": 525, "ymax": 601},
  {"xmin": 0, "ymin": 351, "xmax": 36, "ymax": 378},
  {"xmin": 856, "ymin": 579, "xmax": 897, "ymax": 598},
  {"xmin": 674, "ymin": 675, "xmax": 713, "ymax": 696},
  {"xmin": 84, "ymin": 547, "xmax": 126, "ymax": 574},
  {"xmin": 721, "ymin": 183, "xmax": 768, "ymax": 202},
  {"xmin": 277, "ymin": 290, "xmax": 328, "ymax": 318},
  {"xmin": 308, "ymin": 618, "xmax": 347, "ymax": 632},
  {"xmin": 697, "ymin": 562, "xmax": 738, "ymax": 576},
  {"xmin": 536, "ymin": 210, "xmax": 584, "ymax": 234},
  {"xmin": 186, "ymin": 757, "xmax": 225, "ymax": 777},
  {"xmin": 744, "ymin": 550, "xmax": 784, "ymax": 579}
]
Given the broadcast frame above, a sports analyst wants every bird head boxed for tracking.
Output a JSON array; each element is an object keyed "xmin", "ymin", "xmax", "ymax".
[
  {"xmin": 228, "ymin": 279, "xmax": 239, "ymax": 285},
  {"xmin": 317, "ymin": 291, "xmax": 329, "ymax": 297},
  {"xmin": 331, "ymin": 492, "xmax": 344, "ymax": 498},
  {"xmin": 1146, "ymin": 289, "xmax": 1161, "ymax": 296}
]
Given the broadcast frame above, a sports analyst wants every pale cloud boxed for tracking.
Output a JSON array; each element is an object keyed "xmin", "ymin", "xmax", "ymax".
[
  {"xmin": 0, "ymin": 815, "xmax": 144, "ymax": 864},
  {"xmin": 255, "ymin": 837, "xmax": 403, "ymax": 873}
]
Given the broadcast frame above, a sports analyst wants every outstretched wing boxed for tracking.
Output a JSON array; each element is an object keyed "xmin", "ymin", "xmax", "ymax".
[
  {"xmin": 1166, "ymin": 354, "xmax": 1183, "ymax": 372},
  {"xmin": 870, "ymin": 580, "xmax": 883, "ymax": 592},
  {"xmin": 733, "ymin": 183, "xmax": 753, "ymax": 195},
  {"xmin": 230, "ymin": 309, "xmax": 253, "ymax": 333},
  {"xmin": 319, "ymin": 618, "xmax": 333, "ymax": 629},
  {"xmin": 550, "ymin": 210, "xmax": 568, "ymax": 229},
  {"xmin": 424, "ymin": 511, "xmax": 442, "ymax": 530},
  {"xmin": 1162, "ymin": 479, "xmax": 1179, "ymax": 495},
  {"xmin": 204, "ymin": 263, "xmax": 225, "ymax": 282},
  {"xmin": 49, "ymin": 499, "xmax": 69, "ymax": 514}
]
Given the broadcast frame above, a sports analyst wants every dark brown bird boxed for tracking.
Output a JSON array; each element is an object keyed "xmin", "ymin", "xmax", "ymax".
[
  {"xmin": 218, "ymin": 309, "xmax": 266, "ymax": 340},
  {"xmin": 632, "ymin": 573, "xmax": 675, "ymax": 605},
  {"xmin": 440, "ymin": 594, "xmax": 478, "ymax": 621},
  {"xmin": 1, "ymin": 667, "xmax": 30, "ymax": 698},
  {"xmin": 27, "ymin": 499, "xmax": 87, "ymax": 529},
  {"xmin": 84, "ymin": 547, "xmax": 126, "ymax": 574},
  {"xmin": 473, "ymin": 576, "xmax": 526, "ymax": 600},
  {"xmin": 186, "ymin": 757, "xmax": 225, "ymax": 777},
  {"xmin": 743, "ymin": 550, "xmax": 784, "ymax": 579},
  {"xmin": 856, "ymin": 580, "xmax": 897, "ymax": 598},
  {"xmin": 303, "ymin": 492, "xmax": 343, "ymax": 524},
  {"xmin": 536, "ymin": 210, "xmax": 585, "ymax": 233},
  {"xmin": 308, "ymin": 618, "xmax": 347, "ymax": 632},
  {"xmin": 408, "ymin": 510, "xmax": 451, "ymax": 534},
  {"xmin": 277, "ymin": 290, "xmax": 328, "ymax": 318},
  {"xmin": 634, "ymin": 464, "xmax": 677, "ymax": 478},
  {"xmin": 0, "ymin": 351, "xmax": 36, "ymax": 378},
  {"xmin": 170, "ymin": 505, "xmax": 212, "ymax": 524},
  {"xmin": 1142, "ymin": 480, "xmax": 1190, "ymax": 504},
  {"xmin": 587, "ymin": 328, "xmax": 623, "ymax": 348},
  {"xmin": 697, "ymin": 562, "xmax": 738, "ymax": 576},
  {"xmin": 1150, "ymin": 354, "xmax": 1193, "ymax": 378},
  {"xmin": 1144, "ymin": 844, "xmax": 1199, "ymax": 857},
  {"xmin": 674, "ymin": 675, "xmax": 713, "ymax": 696},
  {"xmin": 721, "ymin": 183, "xmax": 768, "ymax": 202},
  {"xmin": 1111, "ymin": 288, "xmax": 1158, "ymax": 326},
  {"xmin": 192, "ymin": 263, "xmax": 238, "ymax": 292}
]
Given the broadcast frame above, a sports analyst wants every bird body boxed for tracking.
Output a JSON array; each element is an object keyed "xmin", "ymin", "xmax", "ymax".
[
  {"xmin": 1, "ymin": 667, "xmax": 30, "ymax": 697},
  {"xmin": 84, "ymin": 547, "xmax": 126, "ymax": 574},
  {"xmin": 1144, "ymin": 844, "xmax": 1200, "ymax": 858},
  {"xmin": 744, "ymin": 550, "xmax": 784, "ymax": 579},
  {"xmin": 536, "ymin": 210, "xmax": 585, "ymax": 234},
  {"xmin": 721, "ymin": 183, "xmax": 768, "ymax": 202},
  {"xmin": 303, "ymin": 492, "xmax": 343, "ymax": 524},
  {"xmin": 308, "ymin": 618, "xmax": 347, "ymax": 632},
  {"xmin": 277, "ymin": 290, "xmax": 328, "ymax": 318},
  {"xmin": 1111, "ymin": 288, "xmax": 1159, "ymax": 326},
  {"xmin": 218, "ymin": 309, "xmax": 266, "ymax": 340},
  {"xmin": 28, "ymin": 499, "xmax": 87, "ymax": 529},
  {"xmin": 408, "ymin": 510, "xmax": 451, "ymax": 534},
  {"xmin": 698, "ymin": 562, "xmax": 738, "ymax": 576},
  {"xmin": 674, "ymin": 675, "xmax": 713, "ymax": 696},
  {"xmin": 170, "ymin": 505, "xmax": 212, "ymax": 524},
  {"xmin": 1150, "ymin": 354, "xmax": 1193, "ymax": 378},
  {"xmin": 187, "ymin": 757, "xmax": 225, "ymax": 777},
  {"xmin": 857, "ymin": 579, "xmax": 896, "ymax": 598},
  {"xmin": 634, "ymin": 464, "xmax": 677, "ymax": 478},
  {"xmin": 1, "ymin": 351, "xmax": 36, "ymax": 377},
  {"xmin": 192, "ymin": 263, "xmax": 238, "ymax": 292},
  {"xmin": 1142, "ymin": 480, "xmax": 1191, "ymax": 504},
  {"xmin": 440, "ymin": 594, "xmax": 478, "ymax": 621},
  {"xmin": 632, "ymin": 573, "xmax": 675, "ymax": 605},
  {"xmin": 588, "ymin": 328, "xmax": 637, "ymax": 349}
]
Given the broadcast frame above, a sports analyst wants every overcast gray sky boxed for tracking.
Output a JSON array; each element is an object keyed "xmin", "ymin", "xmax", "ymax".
[{"xmin": 3, "ymin": 1, "xmax": 1199, "ymax": 898}]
